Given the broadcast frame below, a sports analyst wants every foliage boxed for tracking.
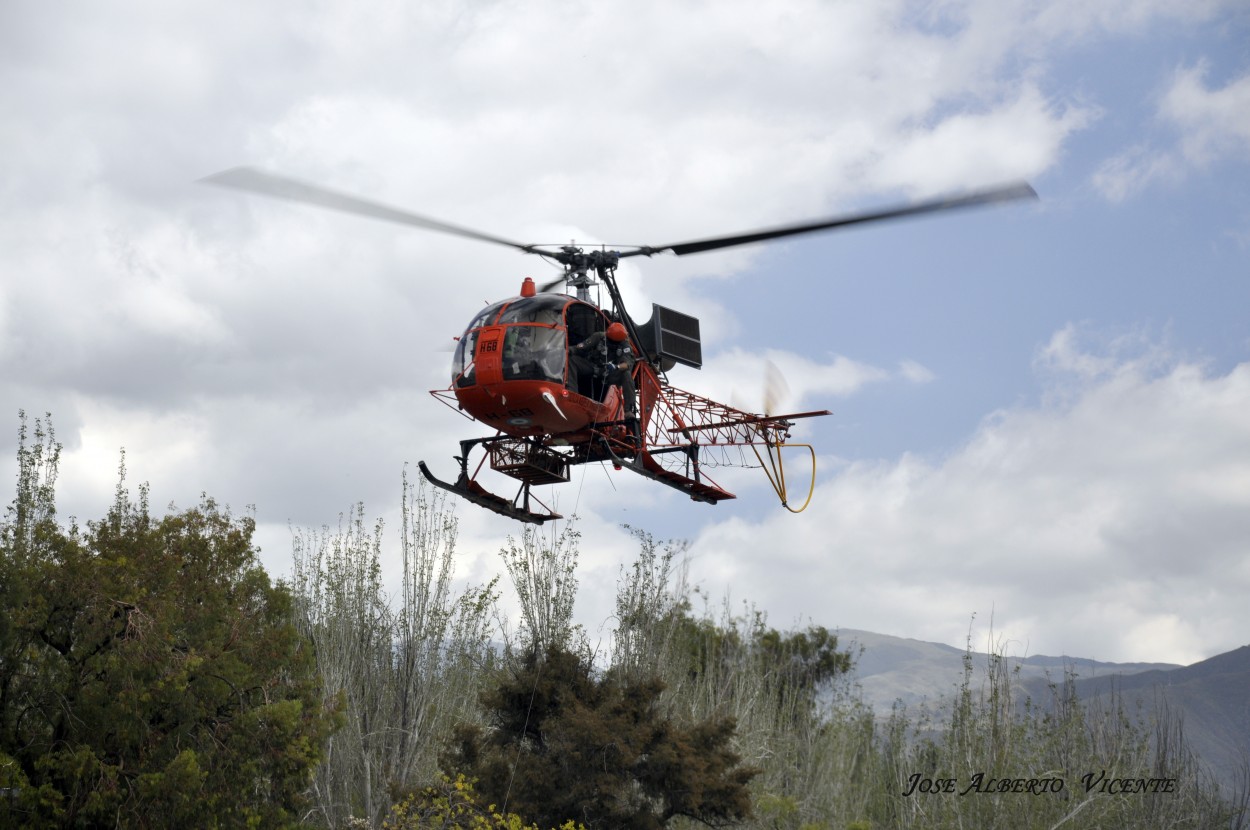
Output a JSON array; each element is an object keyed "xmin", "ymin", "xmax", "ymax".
[
  {"xmin": 442, "ymin": 643, "xmax": 759, "ymax": 830},
  {"xmin": 610, "ymin": 528, "xmax": 689, "ymax": 682},
  {"xmin": 281, "ymin": 472, "xmax": 1244, "ymax": 830},
  {"xmin": 667, "ymin": 609, "xmax": 850, "ymax": 716},
  {"xmin": 290, "ymin": 470, "xmax": 499, "ymax": 829},
  {"xmin": 610, "ymin": 528, "xmax": 853, "ymax": 705},
  {"xmin": 384, "ymin": 773, "xmax": 585, "ymax": 830},
  {"xmin": 597, "ymin": 545, "xmax": 1247, "ymax": 830},
  {"xmin": 753, "ymin": 625, "xmax": 853, "ymax": 702},
  {"xmin": 857, "ymin": 629, "xmax": 1248, "ymax": 830},
  {"xmin": 0, "ymin": 413, "xmax": 337, "ymax": 829},
  {"xmin": 582, "ymin": 528, "xmax": 866, "ymax": 829},
  {"xmin": 498, "ymin": 522, "xmax": 582, "ymax": 654}
]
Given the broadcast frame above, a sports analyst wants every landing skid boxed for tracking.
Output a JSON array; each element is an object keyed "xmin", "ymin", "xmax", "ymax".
[
  {"xmin": 600, "ymin": 437, "xmax": 735, "ymax": 504},
  {"xmin": 417, "ymin": 460, "xmax": 562, "ymax": 525}
]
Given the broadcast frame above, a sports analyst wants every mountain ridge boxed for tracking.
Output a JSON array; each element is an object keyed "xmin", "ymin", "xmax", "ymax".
[
  {"xmin": 837, "ymin": 627, "xmax": 1180, "ymax": 713},
  {"xmin": 836, "ymin": 628, "xmax": 1248, "ymax": 798}
]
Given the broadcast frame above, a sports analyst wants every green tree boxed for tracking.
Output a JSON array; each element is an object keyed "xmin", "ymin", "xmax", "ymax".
[
  {"xmin": 0, "ymin": 414, "xmax": 338, "ymax": 828},
  {"xmin": 608, "ymin": 546, "xmax": 860, "ymax": 830},
  {"xmin": 442, "ymin": 644, "xmax": 758, "ymax": 830}
]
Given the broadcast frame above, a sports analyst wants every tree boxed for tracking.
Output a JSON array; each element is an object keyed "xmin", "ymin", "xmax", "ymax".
[
  {"xmin": 0, "ymin": 414, "xmax": 338, "ymax": 828},
  {"xmin": 289, "ymin": 472, "xmax": 499, "ymax": 829},
  {"xmin": 498, "ymin": 522, "xmax": 582, "ymax": 654},
  {"xmin": 442, "ymin": 644, "xmax": 758, "ymax": 830},
  {"xmin": 608, "ymin": 546, "xmax": 859, "ymax": 830}
]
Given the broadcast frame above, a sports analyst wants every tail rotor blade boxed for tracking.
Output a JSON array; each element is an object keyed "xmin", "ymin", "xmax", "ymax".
[{"xmin": 764, "ymin": 360, "xmax": 790, "ymax": 417}]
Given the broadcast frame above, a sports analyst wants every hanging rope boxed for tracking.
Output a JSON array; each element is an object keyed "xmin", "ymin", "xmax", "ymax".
[{"xmin": 750, "ymin": 439, "xmax": 818, "ymax": 513}]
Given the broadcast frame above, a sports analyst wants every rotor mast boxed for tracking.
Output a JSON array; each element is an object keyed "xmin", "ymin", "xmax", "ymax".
[{"xmin": 547, "ymin": 246, "xmax": 652, "ymax": 368}]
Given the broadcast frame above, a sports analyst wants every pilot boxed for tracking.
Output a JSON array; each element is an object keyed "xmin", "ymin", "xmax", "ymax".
[
  {"xmin": 572, "ymin": 322, "xmax": 637, "ymax": 427},
  {"xmin": 506, "ymin": 326, "xmax": 540, "ymax": 379}
]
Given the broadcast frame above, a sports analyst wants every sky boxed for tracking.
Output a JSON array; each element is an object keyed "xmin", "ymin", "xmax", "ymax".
[{"xmin": 2, "ymin": 0, "xmax": 1248, "ymax": 667}]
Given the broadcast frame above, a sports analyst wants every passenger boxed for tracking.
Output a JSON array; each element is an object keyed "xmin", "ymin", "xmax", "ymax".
[{"xmin": 571, "ymin": 322, "xmax": 637, "ymax": 426}]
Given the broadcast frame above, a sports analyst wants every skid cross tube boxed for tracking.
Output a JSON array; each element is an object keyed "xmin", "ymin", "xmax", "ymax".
[{"xmin": 418, "ymin": 436, "xmax": 562, "ymax": 524}]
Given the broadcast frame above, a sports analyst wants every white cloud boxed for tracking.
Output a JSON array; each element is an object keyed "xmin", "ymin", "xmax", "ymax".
[
  {"xmin": 1091, "ymin": 145, "xmax": 1179, "ymax": 203},
  {"xmin": 686, "ymin": 329, "xmax": 1250, "ymax": 665},
  {"xmin": 695, "ymin": 348, "xmax": 891, "ymax": 415},
  {"xmin": 1023, "ymin": 0, "xmax": 1232, "ymax": 39},
  {"xmin": 1161, "ymin": 64, "xmax": 1250, "ymax": 164},
  {"xmin": 873, "ymin": 84, "xmax": 1096, "ymax": 194},
  {"xmin": 1093, "ymin": 63, "xmax": 1250, "ymax": 201},
  {"xmin": 1, "ymin": 1, "xmax": 1244, "ymax": 667},
  {"xmin": 898, "ymin": 360, "xmax": 937, "ymax": 384}
]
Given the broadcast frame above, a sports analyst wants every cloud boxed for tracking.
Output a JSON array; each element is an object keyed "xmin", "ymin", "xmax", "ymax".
[
  {"xmin": 898, "ymin": 360, "xmax": 937, "ymax": 384},
  {"xmin": 1091, "ymin": 145, "xmax": 1179, "ymax": 203},
  {"xmin": 1094, "ymin": 63, "xmax": 1250, "ymax": 201},
  {"xmin": 1, "ymin": 1, "xmax": 1243, "ymax": 666},
  {"xmin": 872, "ymin": 83, "xmax": 1096, "ymax": 194},
  {"xmin": 1023, "ymin": 0, "xmax": 1233, "ymax": 39},
  {"xmin": 686, "ymin": 328, "xmax": 1250, "ymax": 665},
  {"xmin": 1161, "ymin": 64, "xmax": 1250, "ymax": 164},
  {"xmin": 695, "ymin": 348, "xmax": 892, "ymax": 415}
]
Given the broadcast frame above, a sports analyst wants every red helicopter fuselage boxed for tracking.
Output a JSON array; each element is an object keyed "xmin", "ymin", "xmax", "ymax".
[{"xmin": 449, "ymin": 282, "xmax": 632, "ymax": 440}]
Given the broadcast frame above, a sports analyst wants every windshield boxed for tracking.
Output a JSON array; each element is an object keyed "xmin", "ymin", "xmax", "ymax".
[
  {"xmin": 467, "ymin": 300, "xmax": 508, "ymax": 331},
  {"xmin": 452, "ymin": 330, "xmax": 478, "ymax": 387},
  {"xmin": 451, "ymin": 297, "xmax": 574, "ymax": 387},
  {"xmin": 452, "ymin": 302, "xmax": 507, "ymax": 387},
  {"xmin": 498, "ymin": 294, "xmax": 567, "ymax": 326},
  {"xmin": 502, "ymin": 324, "xmax": 566, "ymax": 383}
]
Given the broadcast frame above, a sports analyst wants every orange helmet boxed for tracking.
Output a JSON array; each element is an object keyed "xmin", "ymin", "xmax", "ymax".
[{"xmin": 606, "ymin": 322, "xmax": 628, "ymax": 342}]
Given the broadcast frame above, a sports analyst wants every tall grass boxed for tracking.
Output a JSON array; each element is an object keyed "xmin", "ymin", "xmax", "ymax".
[
  {"xmin": 848, "ymin": 637, "xmax": 1244, "ymax": 830},
  {"xmin": 290, "ymin": 474, "xmax": 498, "ymax": 829},
  {"xmin": 604, "ymin": 543, "xmax": 1244, "ymax": 830},
  {"xmin": 289, "ymin": 508, "xmax": 1245, "ymax": 830}
]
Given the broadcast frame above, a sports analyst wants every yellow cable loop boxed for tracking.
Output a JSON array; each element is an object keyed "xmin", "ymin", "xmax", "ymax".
[{"xmin": 750, "ymin": 437, "xmax": 819, "ymax": 514}]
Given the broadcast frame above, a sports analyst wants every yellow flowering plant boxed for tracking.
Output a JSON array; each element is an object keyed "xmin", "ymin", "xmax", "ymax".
[{"xmin": 385, "ymin": 774, "xmax": 584, "ymax": 830}]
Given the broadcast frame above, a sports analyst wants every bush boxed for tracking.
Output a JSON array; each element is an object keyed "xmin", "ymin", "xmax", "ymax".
[
  {"xmin": 0, "ymin": 415, "xmax": 337, "ymax": 828},
  {"xmin": 443, "ymin": 643, "xmax": 758, "ymax": 830},
  {"xmin": 385, "ymin": 774, "xmax": 584, "ymax": 830}
]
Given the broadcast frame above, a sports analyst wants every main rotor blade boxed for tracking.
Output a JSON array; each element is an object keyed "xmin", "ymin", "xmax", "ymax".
[
  {"xmin": 200, "ymin": 166, "xmax": 534, "ymax": 253},
  {"xmin": 626, "ymin": 182, "xmax": 1037, "ymax": 258}
]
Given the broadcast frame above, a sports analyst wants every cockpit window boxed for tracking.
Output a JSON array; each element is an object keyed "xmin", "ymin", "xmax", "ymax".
[
  {"xmin": 467, "ymin": 300, "xmax": 508, "ymax": 332},
  {"xmin": 452, "ymin": 330, "xmax": 477, "ymax": 387},
  {"xmin": 498, "ymin": 295, "xmax": 567, "ymax": 326},
  {"xmin": 451, "ymin": 298, "xmax": 573, "ymax": 387},
  {"xmin": 502, "ymin": 324, "xmax": 566, "ymax": 383},
  {"xmin": 452, "ymin": 302, "xmax": 506, "ymax": 387}
]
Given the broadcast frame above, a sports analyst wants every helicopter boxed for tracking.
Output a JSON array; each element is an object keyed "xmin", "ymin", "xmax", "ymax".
[{"xmin": 203, "ymin": 168, "xmax": 1036, "ymax": 524}]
